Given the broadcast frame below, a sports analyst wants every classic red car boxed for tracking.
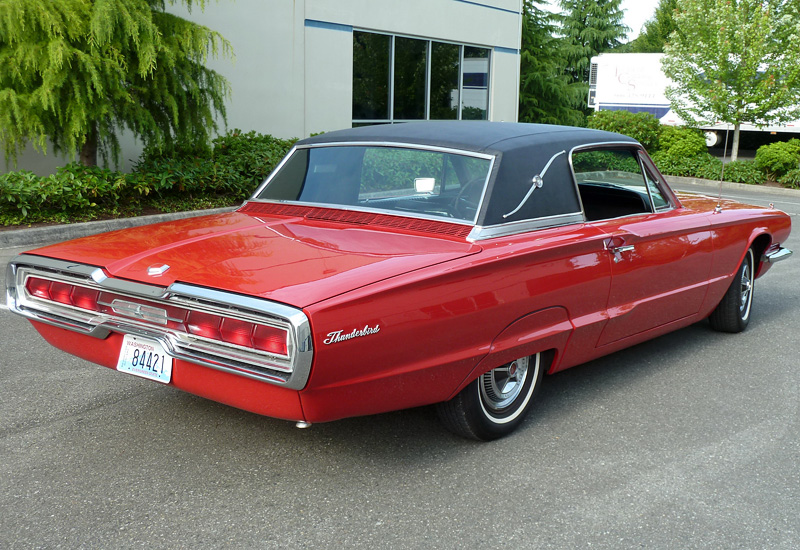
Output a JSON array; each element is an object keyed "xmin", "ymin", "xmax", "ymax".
[{"xmin": 6, "ymin": 122, "xmax": 792, "ymax": 440}]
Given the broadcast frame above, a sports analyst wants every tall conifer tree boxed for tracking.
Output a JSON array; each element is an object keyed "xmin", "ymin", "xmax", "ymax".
[
  {"xmin": 519, "ymin": 1, "xmax": 585, "ymax": 126},
  {"xmin": 623, "ymin": 0, "xmax": 678, "ymax": 53},
  {"xmin": 557, "ymin": 0, "xmax": 628, "ymax": 84},
  {"xmin": 0, "ymin": 0, "xmax": 231, "ymax": 166}
]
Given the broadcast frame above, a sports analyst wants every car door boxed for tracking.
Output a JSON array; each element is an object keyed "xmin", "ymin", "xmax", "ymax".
[{"xmin": 573, "ymin": 147, "xmax": 714, "ymax": 347}]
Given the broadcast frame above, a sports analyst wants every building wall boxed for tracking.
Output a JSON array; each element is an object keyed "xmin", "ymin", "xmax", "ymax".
[{"xmin": 3, "ymin": 0, "xmax": 522, "ymax": 175}]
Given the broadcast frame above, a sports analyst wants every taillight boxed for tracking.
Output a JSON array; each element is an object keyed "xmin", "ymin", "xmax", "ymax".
[
  {"xmin": 25, "ymin": 276, "xmax": 100, "ymax": 311},
  {"xmin": 187, "ymin": 311, "xmax": 223, "ymax": 339},
  {"xmin": 25, "ymin": 277, "xmax": 52, "ymax": 300},
  {"xmin": 187, "ymin": 310, "xmax": 288, "ymax": 356},
  {"xmin": 71, "ymin": 286, "xmax": 100, "ymax": 311},
  {"xmin": 49, "ymin": 281, "xmax": 73, "ymax": 305},
  {"xmin": 253, "ymin": 324, "xmax": 289, "ymax": 356},
  {"xmin": 221, "ymin": 318, "xmax": 254, "ymax": 347}
]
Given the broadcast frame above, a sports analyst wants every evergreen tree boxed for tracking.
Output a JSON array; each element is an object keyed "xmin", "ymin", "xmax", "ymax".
[
  {"xmin": 621, "ymin": 0, "xmax": 678, "ymax": 53},
  {"xmin": 519, "ymin": 1, "xmax": 585, "ymax": 126},
  {"xmin": 662, "ymin": 0, "xmax": 800, "ymax": 160},
  {"xmin": 0, "ymin": 0, "xmax": 231, "ymax": 166},
  {"xmin": 557, "ymin": 0, "xmax": 628, "ymax": 84}
]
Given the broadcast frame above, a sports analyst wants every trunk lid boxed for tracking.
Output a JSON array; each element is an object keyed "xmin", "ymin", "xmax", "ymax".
[{"xmin": 29, "ymin": 211, "xmax": 480, "ymax": 307}]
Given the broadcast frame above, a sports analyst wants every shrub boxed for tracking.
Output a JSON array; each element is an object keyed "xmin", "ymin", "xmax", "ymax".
[
  {"xmin": 778, "ymin": 168, "xmax": 800, "ymax": 189},
  {"xmin": 587, "ymin": 110, "xmax": 661, "ymax": 151},
  {"xmin": 130, "ymin": 130, "xmax": 298, "ymax": 201},
  {"xmin": 754, "ymin": 139, "xmax": 800, "ymax": 179},
  {"xmin": 0, "ymin": 163, "xmax": 127, "ymax": 224},
  {"xmin": 212, "ymin": 130, "xmax": 298, "ymax": 196},
  {"xmin": 651, "ymin": 151, "xmax": 722, "ymax": 179},
  {"xmin": 656, "ymin": 126, "xmax": 707, "ymax": 156},
  {"xmin": 718, "ymin": 160, "xmax": 767, "ymax": 185}
]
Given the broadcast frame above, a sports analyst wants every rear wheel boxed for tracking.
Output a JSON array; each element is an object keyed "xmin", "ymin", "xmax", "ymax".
[
  {"xmin": 709, "ymin": 248, "xmax": 755, "ymax": 333},
  {"xmin": 436, "ymin": 353, "xmax": 545, "ymax": 441}
]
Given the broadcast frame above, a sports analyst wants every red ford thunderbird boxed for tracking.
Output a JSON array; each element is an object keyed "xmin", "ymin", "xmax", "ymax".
[{"xmin": 6, "ymin": 122, "xmax": 792, "ymax": 440}]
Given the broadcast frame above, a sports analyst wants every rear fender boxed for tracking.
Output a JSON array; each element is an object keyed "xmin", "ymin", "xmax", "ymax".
[
  {"xmin": 446, "ymin": 306, "xmax": 573, "ymax": 399},
  {"xmin": 749, "ymin": 232, "xmax": 772, "ymax": 278}
]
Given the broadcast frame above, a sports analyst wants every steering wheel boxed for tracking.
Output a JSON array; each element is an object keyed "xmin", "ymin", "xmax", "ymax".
[{"xmin": 451, "ymin": 177, "xmax": 484, "ymax": 220}]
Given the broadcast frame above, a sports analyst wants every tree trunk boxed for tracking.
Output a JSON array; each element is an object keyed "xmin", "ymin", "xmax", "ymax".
[
  {"xmin": 730, "ymin": 123, "xmax": 741, "ymax": 162},
  {"xmin": 80, "ymin": 125, "xmax": 98, "ymax": 166}
]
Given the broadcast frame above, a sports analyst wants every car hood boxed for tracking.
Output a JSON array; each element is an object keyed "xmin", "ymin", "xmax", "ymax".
[{"xmin": 28, "ymin": 211, "xmax": 481, "ymax": 308}]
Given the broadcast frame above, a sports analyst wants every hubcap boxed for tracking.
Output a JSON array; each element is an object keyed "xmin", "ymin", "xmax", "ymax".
[{"xmin": 480, "ymin": 356, "xmax": 530, "ymax": 411}]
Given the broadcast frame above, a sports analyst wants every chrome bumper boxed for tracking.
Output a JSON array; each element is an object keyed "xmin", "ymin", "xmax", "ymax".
[{"xmin": 763, "ymin": 246, "xmax": 792, "ymax": 264}]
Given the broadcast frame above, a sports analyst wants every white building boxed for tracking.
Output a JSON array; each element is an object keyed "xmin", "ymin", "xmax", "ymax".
[{"xmin": 4, "ymin": 0, "xmax": 523, "ymax": 174}]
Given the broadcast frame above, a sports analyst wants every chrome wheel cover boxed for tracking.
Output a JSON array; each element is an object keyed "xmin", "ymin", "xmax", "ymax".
[{"xmin": 479, "ymin": 356, "xmax": 530, "ymax": 411}]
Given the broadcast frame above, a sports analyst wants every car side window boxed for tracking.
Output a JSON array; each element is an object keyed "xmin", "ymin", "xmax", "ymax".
[
  {"xmin": 639, "ymin": 153, "xmax": 672, "ymax": 211},
  {"xmin": 572, "ymin": 148, "xmax": 655, "ymax": 221}
]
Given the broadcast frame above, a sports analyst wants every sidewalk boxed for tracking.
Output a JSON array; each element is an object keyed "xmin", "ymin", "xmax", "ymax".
[{"xmin": 2, "ymin": 178, "xmax": 798, "ymax": 250}]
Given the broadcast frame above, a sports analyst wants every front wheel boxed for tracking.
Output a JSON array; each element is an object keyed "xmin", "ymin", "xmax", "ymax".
[
  {"xmin": 436, "ymin": 353, "xmax": 545, "ymax": 441},
  {"xmin": 709, "ymin": 248, "xmax": 755, "ymax": 333}
]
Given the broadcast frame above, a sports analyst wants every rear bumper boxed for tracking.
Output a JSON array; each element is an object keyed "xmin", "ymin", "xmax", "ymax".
[{"xmin": 763, "ymin": 245, "xmax": 792, "ymax": 264}]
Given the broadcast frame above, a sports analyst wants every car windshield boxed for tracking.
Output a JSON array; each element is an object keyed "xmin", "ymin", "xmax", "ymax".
[{"xmin": 254, "ymin": 145, "xmax": 493, "ymax": 223}]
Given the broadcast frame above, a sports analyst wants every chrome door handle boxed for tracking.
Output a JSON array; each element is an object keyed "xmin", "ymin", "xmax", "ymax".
[{"xmin": 609, "ymin": 245, "xmax": 635, "ymax": 263}]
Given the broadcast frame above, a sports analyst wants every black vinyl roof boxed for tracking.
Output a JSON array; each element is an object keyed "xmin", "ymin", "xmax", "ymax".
[
  {"xmin": 295, "ymin": 121, "xmax": 646, "ymax": 227},
  {"xmin": 299, "ymin": 121, "xmax": 638, "ymax": 153}
]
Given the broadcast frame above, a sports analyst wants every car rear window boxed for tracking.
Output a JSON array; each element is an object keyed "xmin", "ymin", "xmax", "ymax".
[{"xmin": 255, "ymin": 145, "xmax": 493, "ymax": 223}]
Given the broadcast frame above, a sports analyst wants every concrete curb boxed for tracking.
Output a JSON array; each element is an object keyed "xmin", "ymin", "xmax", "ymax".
[
  {"xmin": 666, "ymin": 175, "xmax": 800, "ymax": 197},
  {"xmin": 0, "ymin": 206, "xmax": 237, "ymax": 250}
]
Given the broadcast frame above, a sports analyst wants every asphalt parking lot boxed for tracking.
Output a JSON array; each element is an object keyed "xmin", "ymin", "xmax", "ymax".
[{"xmin": 1, "ymin": 182, "xmax": 798, "ymax": 548}]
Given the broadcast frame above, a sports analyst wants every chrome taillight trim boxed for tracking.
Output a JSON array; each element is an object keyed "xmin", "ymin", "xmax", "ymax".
[{"xmin": 6, "ymin": 255, "xmax": 314, "ymax": 390}]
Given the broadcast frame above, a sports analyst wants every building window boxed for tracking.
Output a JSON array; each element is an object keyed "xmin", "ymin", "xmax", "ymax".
[
  {"xmin": 352, "ymin": 32, "xmax": 391, "ymax": 120},
  {"xmin": 352, "ymin": 31, "xmax": 491, "ymax": 125}
]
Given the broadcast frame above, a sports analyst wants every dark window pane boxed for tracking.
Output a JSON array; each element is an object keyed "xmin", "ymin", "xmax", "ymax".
[
  {"xmin": 462, "ymin": 46, "xmax": 489, "ymax": 120},
  {"xmin": 258, "ymin": 146, "xmax": 491, "ymax": 223},
  {"xmin": 393, "ymin": 37, "xmax": 427, "ymax": 120},
  {"xmin": 353, "ymin": 32, "xmax": 390, "ymax": 120},
  {"xmin": 430, "ymin": 42, "xmax": 459, "ymax": 120}
]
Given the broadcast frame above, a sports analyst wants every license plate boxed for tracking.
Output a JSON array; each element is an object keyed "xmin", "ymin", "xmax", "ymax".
[{"xmin": 116, "ymin": 334, "xmax": 173, "ymax": 384}]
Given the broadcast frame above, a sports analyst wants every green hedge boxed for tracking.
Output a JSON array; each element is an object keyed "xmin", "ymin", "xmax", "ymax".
[
  {"xmin": 1, "ymin": 130, "xmax": 297, "ymax": 226},
  {"xmin": 587, "ymin": 110, "xmax": 661, "ymax": 151}
]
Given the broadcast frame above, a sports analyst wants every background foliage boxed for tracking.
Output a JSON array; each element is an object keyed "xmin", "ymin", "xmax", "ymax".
[
  {"xmin": 662, "ymin": 0, "xmax": 800, "ymax": 161},
  {"xmin": 0, "ymin": 131, "xmax": 295, "ymax": 225}
]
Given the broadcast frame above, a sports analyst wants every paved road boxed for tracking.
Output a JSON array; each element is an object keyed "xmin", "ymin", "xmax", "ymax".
[{"xmin": 2, "ymin": 186, "xmax": 798, "ymax": 549}]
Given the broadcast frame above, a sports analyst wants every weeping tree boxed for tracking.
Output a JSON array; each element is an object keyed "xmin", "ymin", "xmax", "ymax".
[
  {"xmin": 518, "ymin": 1, "xmax": 585, "ymax": 126},
  {"xmin": 662, "ymin": 0, "xmax": 800, "ymax": 161},
  {"xmin": 0, "ymin": 0, "xmax": 231, "ymax": 166}
]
